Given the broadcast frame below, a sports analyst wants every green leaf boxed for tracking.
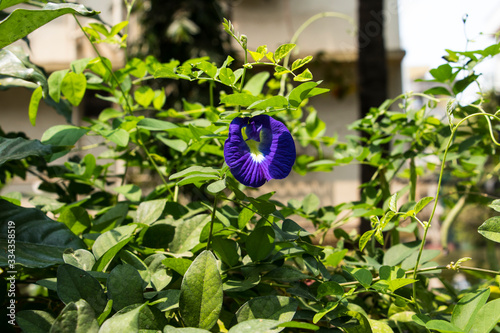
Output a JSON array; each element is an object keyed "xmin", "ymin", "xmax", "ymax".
[
  {"xmin": 0, "ymin": 49, "xmax": 47, "ymax": 93},
  {"xmin": 134, "ymin": 86, "xmax": 155, "ymax": 108},
  {"xmin": 248, "ymin": 96, "xmax": 288, "ymax": 110},
  {"xmin": 429, "ymin": 64, "xmax": 452, "ymax": 82},
  {"xmin": 70, "ymin": 58, "xmax": 91, "ymax": 75},
  {"xmin": 219, "ymin": 67, "xmax": 236, "ymax": 86},
  {"xmin": 16, "ymin": 310, "xmax": 55, "ymax": 333},
  {"xmin": 99, "ymin": 303, "xmax": 166, "ymax": 332},
  {"xmin": 164, "ymin": 326, "xmax": 211, "ymax": 333},
  {"xmin": 58, "ymin": 206, "xmax": 91, "ymax": 235},
  {"xmin": 170, "ymin": 166, "xmax": 219, "ymax": 180},
  {"xmin": 317, "ymin": 281, "xmax": 344, "ymax": 299},
  {"xmin": 368, "ymin": 320, "xmax": 394, "ymax": 333},
  {"xmin": 478, "ymin": 216, "xmax": 500, "ymax": 243},
  {"xmin": 63, "ymin": 249, "xmax": 95, "ymax": 271},
  {"xmin": 41, "ymin": 125, "xmax": 88, "ymax": 146},
  {"xmin": 212, "ymin": 237, "xmax": 239, "ymax": 267},
  {"xmin": 388, "ymin": 193, "xmax": 398, "ymax": 212},
  {"xmin": 302, "ymin": 193, "xmax": 320, "ymax": 215},
  {"xmin": 246, "ymin": 226, "xmax": 275, "ymax": 261},
  {"xmin": 113, "ymin": 184, "xmax": 142, "ymax": 202},
  {"xmin": 228, "ymin": 319, "xmax": 281, "ymax": 333},
  {"xmin": 0, "ymin": 0, "xmax": 29, "ymax": 11},
  {"xmin": 235, "ymin": 295, "xmax": 298, "ymax": 326},
  {"xmin": 343, "ymin": 311, "xmax": 373, "ymax": 333},
  {"xmin": 414, "ymin": 196, "xmax": 434, "ymax": 214},
  {"xmin": 274, "ymin": 43, "xmax": 296, "ymax": 63},
  {"xmin": 28, "ymin": 85, "xmax": 43, "ymax": 126},
  {"xmin": 137, "ymin": 118, "xmax": 178, "ymax": 131},
  {"xmin": 196, "ymin": 61, "xmax": 217, "ymax": 78},
  {"xmin": 179, "ymin": 250, "xmax": 223, "ymax": 330},
  {"xmin": 288, "ymin": 82, "xmax": 319, "ymax": 108},
  {"xmin": 291, "ymin": 56, "xmax": 313, "ymax": 71},
  {"xmin": 57, "ymin": 264, "xmax": 107, "ymax": 314},
  {"xmin": 489, "ymin": 199, "xmax": 500, "ymax": 212},
  {"xmin": 276, "ymin": 321, "xmax": 319, "ymax": 331},
  {"xmin": 383, "ymin": 241, "xmax": 420, "ymax": 266},
  {"xmin": 350, "ymin": 268, "xmax": 372, "ymax": 289},
  {"xmin": 162, "ymin": 257, "xmax": 193, "ymax": 276},
  {"xmin": 50, "ymin": 300, "xmax": 99, "ymax": 333},
  {"xmin": 0, "ymin": 2, "xmax": 98, "ymax": 49},
  {"xmin": 243, "ymin": 71, "xmax": 270, "ymax": 95},
  {"xmin": 293, "ymin": 68, "xmax": 313, "ymax": 82},
  {"xmin": 135, "ymin": 199, "xmax": 166, "ymax": 225},
  {"xmin": 158, "ymin": 136, "xmax": 188, "ymax": 152},
  {"xmin": 92, "ymin": 225, "xmax": 136, "ymax": 271},
  {"xmin": 99, "ymin": 128, "xmax": 129, "ymax": 147},
  {"xmin": 61, "ymin": 72, "xmax": 87, "ymax": 106},
  {"xmin": 451, "ymin": 288, "xmax": 490, "ymax": 332},
  {"xmin": 313, "ymin": 301, "xmax": 339, "ymax": 324},
  {"xmin": 220, "ymin": 93, "xmax": 261, "ymax": 107},
  {"xmin": 425, "ymin": 320, "xmax": 462, "ymax": 332},
  {"xmin": 453, "ymin": 74, "xmax": 479, "ymax": 94},
  {"xmin": 264, "ymin": 265, "xmax": 311, "ymax": 282},
  {"xmin": 0, "ymin": 199, "xmax": 85, "ymax": 268},
  {"xmin": 0, "ymin": 137, "xmax": 54, "ymax": 167},
  {"xmin": 207, "ymin": 179, "xmax": 226, "ymax": 194},
  {"xmin": 423, "ymin": 86, "xmax": 452, "ymax": 96},
  {"xmin": 470, "ymin": 298, "xmax": 500, "ymax": 333},
  {"xmin": 169, "ymin": 214, "xmax": 210, "ymax": 253},
  {"xmin": 107, "ymin": 264, "xmax": 144, "ymax": 311},
  {"xmin": 359, "ymin": 230, "xmax": 375, "ymax": 251}
]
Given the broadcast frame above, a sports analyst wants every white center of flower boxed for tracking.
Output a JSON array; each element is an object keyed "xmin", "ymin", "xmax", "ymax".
[{"xmin": 251, "ymin": 153, "xmax": 265, "ymax": 163}]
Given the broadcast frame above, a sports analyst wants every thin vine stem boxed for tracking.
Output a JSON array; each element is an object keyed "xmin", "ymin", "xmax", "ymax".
[
  {"xmin": 206, "ymin": 195, "xmax": 219, "ymax": 251},
  {"xmin": 411, "ymin": 111, "xmax": 500, "ymax": 312}
]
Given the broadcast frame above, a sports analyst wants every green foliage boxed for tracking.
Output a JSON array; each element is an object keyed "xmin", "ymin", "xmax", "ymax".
[{"xmin": 1, "ymin": 1, "xmax": 500, "ymax": 332}]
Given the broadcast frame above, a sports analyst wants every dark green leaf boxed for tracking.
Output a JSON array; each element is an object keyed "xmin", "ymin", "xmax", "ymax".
[
  {"xmin": 429, "ymin": 64, "xmax": 452, "ymax": 82},
  {"xmin": 0, "ymin": 2, "xmax": 98, "ymax": 49},
  {"xmin": 92, "ymin": 225, "xmax": 136, "ymax": 271},
  {"xmin": 162, "ymin": 257, "xmax": 193, "ymax": 276},
  {"xmin": 317, "ymin": 281, "xmax": 344, "ymax": 299},
  {"xmin": 264, "ymin": 265, "xmax": 311, "ymax": 282},
  {"xmin": 57, "ymin": 264, "xmax": 107, "ymax": 314},
  {"xmin": 99, "ymin": 303, "xmax": 166, "ymax": 332},
  {"xmin": 135, "ymin": 199, "xmax": 166, "ymax": 225},
  {"xmin": 228, "ymin": 319, "xmax": 281, "ymax": 333},
  {"xmin": 246, "ymin": 226, "xmax": 275, "ymax": 261},
  {"xmin": 179, "ymin": 250, "xmax": 223, "ymax": 330},
  {"xmin": 0, "ymin": 200, "xmax": 85, "ymax": 268},
  {"xmin": 236, "ymin": 295, "xmax": 298, "ymax": 325},
  {"xmin": 107, "ymin": 264, "xmax": 144, "ymax": 311},
  {"xmin": 58, "ymin": 206, "xmax": 91, "ymax": 235},
  {"xmin": 0, "ymin": 137, "xmax": 54, "ymax": 166},
  {"xmin": 16, "ymin": 310, "xmax": 55, "ymax": 333},
  {"xmin": 383, "ymin": 241, "xmax": 420, "ymax": 266}
]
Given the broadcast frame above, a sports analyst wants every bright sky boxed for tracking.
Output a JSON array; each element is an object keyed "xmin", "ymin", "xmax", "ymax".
[{"xmin": 399, "ymin": 0, "xmax": 498, "ymax": 67}]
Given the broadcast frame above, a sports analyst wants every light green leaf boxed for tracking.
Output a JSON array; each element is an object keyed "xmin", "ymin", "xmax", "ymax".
[
  {"xmin": 58, "ymin": 206, "xmax": 91, "ymax": 235},
  {"xmin": 113, "ymin": 184, "xmax": 142, "ymax": 202},
  {"xmin": 388, "ymin": 193, "xmax": 398, "ymax": 212},
  {"xmin": 29, "ymin": 85, "xmax": 43, "ymax": 126},
  {"xmin": 235, "ymin": 295, "xmax": 298, "ymax": 328},
  {"xmin": 414, "ymin": 196, "xmax": 434, "ymax": 214},
  {"xmin": 135, "ymin": 199, "xmax": 166, "ymax": 225},
  {"xmin": 293, "ymin": 68, "xmax": 313, "ymax": 82},
  {"xmin": 0, "ymin": 49, "xmax": 47, "ymax": 93},
  {"xmin": 169, "ymin": 214, "xmax": 210, "ymax": 253},
  {"xmin": 0, "ymin": 2, "xmax": 98, "ymax": 49},
  {"xmin": 478, "ymin": 216, "xmax": 500, "ymax": 243},
  {"xmin": 219, "ymin": 67, "xmax": 236, "ymax": 86},
  {"xmin": 274, "ymin": 43, "xmax": 296, "ymax": 63},
  {"xmin": 302, "ymin": 193, "xmax": 320, "ymax": 214},
  {"xmin": 170, "ymin": 166, "xmax": 219, "ymax": 180},
  {"xmin": 228, "ymin": 319, "xmax": 281, "ymax": 333},
  {"xmin": 288, "ymin": 81, "xmax": 328, "ymax": 107},
  {"xmin": 41, "ymin": 125, "xmax": 88, "ymax": 146},
  {"xmin": 207, "ymin": 179, "xmax": 226, "ymax": 194},
  {"xmin": 470, "ymin": 298, "xmax": 500, "ymax": 333},
  {"xmin": 248, "ymin": 96, "xmax": 288, "ymax": 109},
  {"xmin": 162, "ymin": 257, "xmax": 193, "ymax": 276},
  {"xmin": 50, "ymin": 300, "xmax": 99, "ymax": 333},
  {"xmin": 383, "ymin": 241, "xmax": 420, "ymax": 266},
  {"xmin": 489, "ymin": 199, "xmax": 500, "ymax": 212},
  {"xmin": 425, "ymin": 320, "xmax": 462, "ymax": 332},
  {"xmin": 92, "ymin": 225, "xmax": 136, "ymax": 271},
  {"xmin": 368, "ymin": 320, "xmax": 394, "ymax": 333},
  {"xmin": 99, "ymin": 303, "xmax": 166, "ymax": 332},
  {"xmin": 63, "ymin": 249, "xmax": 95, "ymax": 271},
  {"xmin": 291, "ymin": 56, "xmax": 313, "ymax": 71},
  {"xmin": 243, "ymin": 72, "xmax": 270, "ymax": 95},
  {"xmin": 137, "ymin": 118, "xmax": 178, "ymax": 131},
  {"xmin": 61, "ymin": 72, "xmax": 87, "ymax": 106},
  {"xmin": 179, "ymin": 250, "xmax": 223, "ymax": 330},
  {"xmin": 134, "ymin": 86, "xmax": 155, "ymax": 108},
  {"xmin": 451, "ymin": 288, "xmax": 490, "ymax": 332},
  {"xmin": 220, "ymin": 93, "xmax": 261, "ymax": 107}
]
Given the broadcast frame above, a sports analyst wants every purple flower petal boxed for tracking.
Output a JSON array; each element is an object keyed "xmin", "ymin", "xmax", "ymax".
[{"xmin": 224, "ymin": 115, "xmax": 296, "ymax": 187}]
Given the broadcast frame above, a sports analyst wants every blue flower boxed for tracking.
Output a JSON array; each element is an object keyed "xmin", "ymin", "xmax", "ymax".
[{"xmin": 224, "ymin": 114, "xmax": 296, "ymax": 187}]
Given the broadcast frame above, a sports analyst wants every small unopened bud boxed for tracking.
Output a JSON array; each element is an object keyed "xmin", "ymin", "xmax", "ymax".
[{"xmin": 240, "ymin": 35, "xmax": 247, "ymax": 49}]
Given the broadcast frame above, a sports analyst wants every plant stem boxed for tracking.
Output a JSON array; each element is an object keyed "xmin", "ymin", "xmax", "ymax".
[{"xmin": 206, "ymin": 195, "xmax": 219, "ymax": 250}]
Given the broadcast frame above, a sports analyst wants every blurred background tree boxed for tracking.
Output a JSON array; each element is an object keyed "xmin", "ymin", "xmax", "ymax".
[{"xmin": 132, "ymin": 0, "xmax": 233, "ymax": 109}]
